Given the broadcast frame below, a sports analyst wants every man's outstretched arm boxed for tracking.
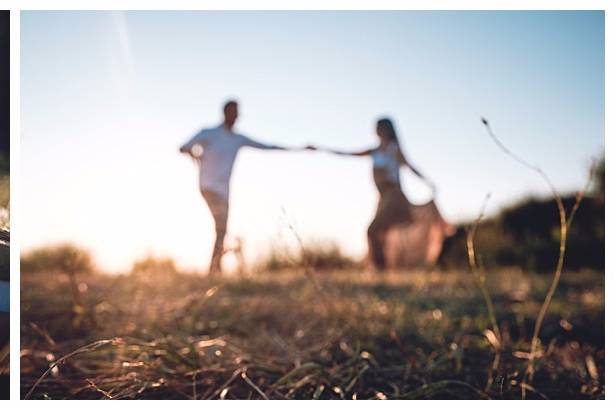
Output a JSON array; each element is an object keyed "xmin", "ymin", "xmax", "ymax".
[
  {"xmin": 239, "ymin": 134, "xmax": 293, "ymax": 151},
  {"xmin": 180, "ymin": 130, "xmax": 209, "ymax": 156},
  {"xmin": 179, "ymin": 142, "xmax": 192, "ymax": 154}
]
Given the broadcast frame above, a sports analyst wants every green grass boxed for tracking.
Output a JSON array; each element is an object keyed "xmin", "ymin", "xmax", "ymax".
[{"xmin": 20, "ymin": 269, "xmax": 604, "ymax": 399}]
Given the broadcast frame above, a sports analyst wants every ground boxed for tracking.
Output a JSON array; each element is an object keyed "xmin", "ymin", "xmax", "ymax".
[{"xmin": 20, "ymin": 269, "xmax": 604, "ymax": 399}]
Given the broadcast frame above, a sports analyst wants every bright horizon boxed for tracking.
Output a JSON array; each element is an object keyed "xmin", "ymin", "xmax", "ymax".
[{"xmin": 21, "ymin": 11, "xmax": 604, "ymax": 272}]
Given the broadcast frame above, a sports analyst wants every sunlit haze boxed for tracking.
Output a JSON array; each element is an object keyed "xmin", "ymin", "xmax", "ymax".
[{"xmin": 21, "ymin": 11, "xmax": 604, "ymax": 272}]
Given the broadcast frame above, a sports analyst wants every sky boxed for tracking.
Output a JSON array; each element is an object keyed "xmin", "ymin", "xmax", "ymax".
[{"xmin": 21, "ymin": 11, "xmax": 604, "ymax": 272}]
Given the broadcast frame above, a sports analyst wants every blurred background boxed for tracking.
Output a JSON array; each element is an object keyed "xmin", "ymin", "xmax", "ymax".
[{"xmin": 20, "ymin": 11, "xmax": 604, "ymax": 273}]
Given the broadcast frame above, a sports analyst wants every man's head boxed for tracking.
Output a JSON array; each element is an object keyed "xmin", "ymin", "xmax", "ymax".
[{"xmin": 223, "ymin": 100, "xmax": 239, "ymax": 129}]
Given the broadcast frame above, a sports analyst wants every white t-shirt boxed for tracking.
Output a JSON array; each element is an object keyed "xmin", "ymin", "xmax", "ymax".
[
  {"xmin": 181, "ymin": 125, "xmax": 278, "ymax": 201},
  {"xmin": 371, "ymin": 142, "xmax": 400, "ymax": 183}
]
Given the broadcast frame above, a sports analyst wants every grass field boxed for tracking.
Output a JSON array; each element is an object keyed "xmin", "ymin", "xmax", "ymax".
[{"xmin": 20, "ymin": 268, "xmax": 604, "ymax": 399}]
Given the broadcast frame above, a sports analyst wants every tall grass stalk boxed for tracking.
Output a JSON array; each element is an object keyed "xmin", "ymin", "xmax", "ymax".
[
  {"xmin": 466, "ymin": 193, "xmax": 502, "ymax": 391},
  {"xmin": 24, "ymin": 338, "xmax": 124, "ymax": 399},
  {"xmin": 280, "ymin": 208, "xmax": 333, "ymax": 312},
  {"xmin": 481, "ymin": 118, "xmax": 594, "ymax": 398}
]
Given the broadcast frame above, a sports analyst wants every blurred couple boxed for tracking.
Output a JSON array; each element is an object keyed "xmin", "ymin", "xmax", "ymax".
[{"xmin": 180, "ymin": 100, "xmax": 450, "ymax": 275}]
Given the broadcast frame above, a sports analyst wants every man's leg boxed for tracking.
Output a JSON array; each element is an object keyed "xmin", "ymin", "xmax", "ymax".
[{"xmin": 201, "ymin": 190, "xmax": 229, "ymax": 276}]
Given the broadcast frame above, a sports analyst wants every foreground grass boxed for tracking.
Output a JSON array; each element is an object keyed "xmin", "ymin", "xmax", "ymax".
[{"xmin": 21, "ymin": 269, "xmax": 604, "ymax": 399}]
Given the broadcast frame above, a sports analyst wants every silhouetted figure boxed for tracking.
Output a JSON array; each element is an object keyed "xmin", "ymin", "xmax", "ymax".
[
  {"xmin": 313, "ymin": 118, "xmax": 437, "ymax": 270},
  {"xmin": 180, "ymin": 101, "xmax": 296, "ymax": 276}
]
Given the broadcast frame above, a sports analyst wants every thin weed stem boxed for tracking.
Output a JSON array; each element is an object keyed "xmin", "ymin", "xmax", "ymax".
[
  {"xmin": 466, "ymin": 193, "xmax": 502, "ymax": 391},
  {"xmin": 481, "ymin": 118, "xmax": 594, "ymax": 398},
  {"xmin": 280, "ymin": 207, "xmax": 333, "ymax": 313}
]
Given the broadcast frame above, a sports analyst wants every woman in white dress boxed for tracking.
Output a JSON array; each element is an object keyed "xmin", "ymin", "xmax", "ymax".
[{"xmin": 315, "ymin": 118, "xmax": 435, "ymax": 270}]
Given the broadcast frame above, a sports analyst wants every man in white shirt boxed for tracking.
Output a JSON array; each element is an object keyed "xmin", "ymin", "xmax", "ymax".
[{"xmin": 180, "ymin": 100, "xmax": 294, "ymax": 275}]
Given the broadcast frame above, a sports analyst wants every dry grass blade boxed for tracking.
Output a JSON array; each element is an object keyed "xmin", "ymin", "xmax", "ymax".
[
  {"xmin": 205, "ymin": 368, "xmax": 242, "ymax": 400},
  {"xmin": 29, "ymin": 322, "xmax": 56, "ymax": 347},
  {"xmin": 403, "ymin": 380, "xmax": 491, "ymax": 399},
  {"xmin": 24, "ymin": 338, "xmax": 123, "ymax": 399},
  {"xmin": 86, "ymin": 378, "xmax": 114, "ymax": 399},
  {"xmin": 481, "ymin": 117, "xmax": 594, "ymax": 398},
  {"xmin": 519, "ymin": 383, "xmax": 548, "ymax": 400},
  {"xmin": 272, "ymin": 362, "xmax": 321, "ymax": 387},
  {"xmin": 241, "ymin": 370, "xmax": 269, "ymax": 400}
]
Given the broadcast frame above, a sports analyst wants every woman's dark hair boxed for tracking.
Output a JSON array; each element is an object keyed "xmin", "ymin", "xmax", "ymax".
[{"xmin": 376, "ymin": 118, "xmax": 398, "ymax": 143}]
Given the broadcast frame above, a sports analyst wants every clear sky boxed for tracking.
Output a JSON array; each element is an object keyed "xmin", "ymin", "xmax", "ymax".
[{"xmin": 21, "ymin": 11, "xmax": 604, "ymax": 272}]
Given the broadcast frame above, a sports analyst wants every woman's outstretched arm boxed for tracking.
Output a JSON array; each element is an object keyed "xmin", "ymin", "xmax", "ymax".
[
  {"xmin": 396, "ymin": 149, "xmax": 436, "ymax": 191},
  {"xmin": 310, "ymin": 146, "xmax": 374, "ymax": 157},
  {"xmin": 396, "ymin": 149, "xmax": 421, "ymax": 176}
]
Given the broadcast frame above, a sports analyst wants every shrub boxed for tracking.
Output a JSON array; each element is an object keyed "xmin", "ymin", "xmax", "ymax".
[
  {"xmin": 438, "ymin": 192, "xmax": 605, "ymax": 272},
  {"xmin": 257, "ymin": 240, "xmax": 357, "ymax": 272},
  {"xmin": 131, "ymin": 255, "xmax": 179, "ymax": 276},
  {"xmin": 21, "ymin": 244, "xmax": 94, "ymax": 275}
]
